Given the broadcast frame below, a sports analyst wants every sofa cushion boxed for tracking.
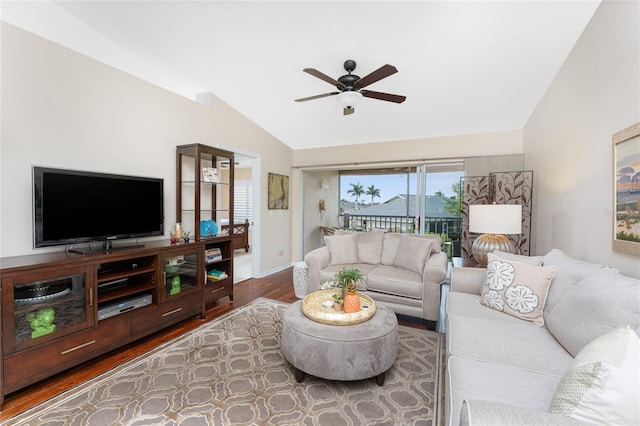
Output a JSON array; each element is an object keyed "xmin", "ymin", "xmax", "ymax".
[
  {"xmin": 542, "ymin": 249, "xmax": 606, "ymax": 317},
  {"xmin": 356, "ymin": 231, "xmax": 384, "ymax": 264},
  {"xmin": 325, "ymin": 233, "xmax": 359, "ymax": 266},
  {"xmin": 446, "ymin": 355, "xmax": 562, "ymax": 426},
  {"xmin": 381, "ymin": 233, "xmax": 441, "ymax": 266},
  {"xmin": 546, "ymin": 267, "xmax": 640, "ymax": 357},
  {"xmin": 550, "ymin": 327, "xmax": 640, "ymax": 425},
  {"xmin": 493, "ymin": 250, "xmax": 544, "ymax": 265},
  {"xmin": 367, "ymin": 265, "xmax": 423, "ymax": 299},
  {"xmin": 479, "ymin": 253, "xmax": 556, "ymax": 326},
  {"xmin": 446, "ymin": 293, "xmax": 574, "ymax": 376},
  {"xmin": 393, "ymin": 234, "xmax": 433, "ymax": 275}
]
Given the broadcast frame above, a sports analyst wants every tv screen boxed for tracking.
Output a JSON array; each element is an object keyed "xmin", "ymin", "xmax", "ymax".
[{"xmin": 33, "ymin": 167, "xmax": 164, "ymax": 250}]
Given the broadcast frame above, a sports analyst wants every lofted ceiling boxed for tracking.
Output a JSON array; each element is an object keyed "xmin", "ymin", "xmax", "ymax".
[{"xmin": 2, "ymin": 1, "xmax": 601, "ymax": 150}]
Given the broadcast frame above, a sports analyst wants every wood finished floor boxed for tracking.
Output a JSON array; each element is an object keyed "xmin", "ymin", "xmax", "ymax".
[{"xmin": 0, "ymin": 267, "xmax": 430, "ymax": 419}]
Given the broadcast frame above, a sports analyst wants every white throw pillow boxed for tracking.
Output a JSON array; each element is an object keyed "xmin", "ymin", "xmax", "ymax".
[
  {"xmin": 550, "ymin": 327, "xmax": 640, "ymax": 425},
  {"xmin": 479, "ymin": 253, "xmax": 556, "ymax": 326},
  {"xmin": 492, "ymin": 250, "xmax": 544, "ymax": 266},
  {"xmin": 393, "ymin": 234, "xmax": 433, "ymax": 275},
  {"xmin": 324, "ymin": 234, "xmax": 359, "ymax": 266},
  {"xmin": 356, "ymin": 231, "xmax": 384, "ymax": 264}
]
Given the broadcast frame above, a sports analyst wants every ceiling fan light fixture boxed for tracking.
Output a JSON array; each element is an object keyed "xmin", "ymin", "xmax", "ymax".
[{"xmin": 336, "ymin": 91, "xmax": 363, "ymax": 108}]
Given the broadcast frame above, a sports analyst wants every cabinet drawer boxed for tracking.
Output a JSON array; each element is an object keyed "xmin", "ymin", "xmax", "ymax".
[
  {"xmin": 4, "ymin": 317, "xmax": 130, "ymax": 390},
  {"xmin": 131, "ymin": 292, "xmax": 201, "ymax": 336},
  {"xmin": 204, "ymin": 281, "xmax": 233, "ymax": 303}
]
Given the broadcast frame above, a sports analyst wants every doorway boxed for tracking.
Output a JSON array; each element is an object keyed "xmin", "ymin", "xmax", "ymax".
[{"xmin": 233, "ymin": 152, "xmax": 259, "ymax": 283}]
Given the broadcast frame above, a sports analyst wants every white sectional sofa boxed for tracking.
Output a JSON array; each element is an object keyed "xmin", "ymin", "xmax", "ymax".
[
  {"xmin": 445, "ymin": 249, "xmax": 640, "ymax": 426},
  {"xmin": 304, "ymin": 231, "xmax": 448, "ymax": 323}
]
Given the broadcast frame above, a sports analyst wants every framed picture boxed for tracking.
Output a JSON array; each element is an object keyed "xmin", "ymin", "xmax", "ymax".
[
  {"xmin": 268, "ymin": 172, "xmax": 289, "ymax": 210},
  {"xmin": 613, "ymin": 122, "xmax": 640, "ymax": 255},
  {"xmin": 202, "ymin": 167, "xmax": 219, "ymax": 183}
]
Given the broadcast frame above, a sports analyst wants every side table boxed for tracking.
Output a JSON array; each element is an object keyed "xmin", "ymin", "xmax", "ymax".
[{"xmin": 292, "ymin": 261, "xmax": 310, "ymax": 298}]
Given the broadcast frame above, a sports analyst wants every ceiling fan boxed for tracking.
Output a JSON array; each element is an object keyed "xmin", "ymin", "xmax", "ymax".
[{"xmin": 295, "ymin": 59, "xmax": 406, "ymax": 115}]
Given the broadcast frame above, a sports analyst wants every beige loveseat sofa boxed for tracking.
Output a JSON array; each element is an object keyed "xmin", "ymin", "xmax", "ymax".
[
  {"xmin": 304, "ymin": 232, "xmax": 448, "ymax": 323},
  {"xmin": 445, "ymin": 249, "xmax": 640, "ymax": 426}
]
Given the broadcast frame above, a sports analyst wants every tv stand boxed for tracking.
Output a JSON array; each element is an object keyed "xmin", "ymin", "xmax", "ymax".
[
  {"xmin": 0, "ymin": 240, "xmax": 215, "ymax": 408},
  {"xmin": 69, "ymin": 241, "xmax": 145, "ymax": 255}
]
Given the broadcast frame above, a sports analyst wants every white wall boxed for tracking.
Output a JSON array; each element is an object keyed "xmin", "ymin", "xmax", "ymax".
[
  {"xmin": 0, "ymin": 23, "xmax": 293, "ymax": 275},
  {"xmin": 524, "ymin": 0, "xmax": 640, "ymax": 278}
]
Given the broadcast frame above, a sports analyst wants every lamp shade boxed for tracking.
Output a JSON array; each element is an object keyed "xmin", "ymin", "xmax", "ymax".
[
  {"xmin": 469, "ymin": 204, "xmax": 522, "ymax": 235},
  {"xmin": 336, "ymin": 91, "xmax": 363, "ymax": 108}
]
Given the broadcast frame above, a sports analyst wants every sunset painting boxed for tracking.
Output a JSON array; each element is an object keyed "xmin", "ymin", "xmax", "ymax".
[{"xmin": 615, "ymin": 132, "xmax": 640, "ymax": 246}]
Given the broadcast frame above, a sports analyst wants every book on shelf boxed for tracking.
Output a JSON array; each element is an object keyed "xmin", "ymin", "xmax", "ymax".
[
  {"xmin": 205, "ymin": 247, "xmax": 223, "ymax": 263},
  {"xmin": 207, "ymin": 269, "xmax": 228, "ymax": 280}
]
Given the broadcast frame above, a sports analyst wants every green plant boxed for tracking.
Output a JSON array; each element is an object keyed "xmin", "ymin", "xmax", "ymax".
[
  {"xmin": 332, "ymin": 293, "xmax": 344, "ymax": 304},
  {"xmin": 335, "ymin": 268, "xmax": 365, "ymax": 294}
]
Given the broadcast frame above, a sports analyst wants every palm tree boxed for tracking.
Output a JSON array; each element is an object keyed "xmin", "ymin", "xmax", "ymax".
[
  {"xmin": 366, "ymin": 185, "xmax": 381, "ymax": 206},
  {"xmin": 347, "ymin": 182, "xmax": 365, "ymax": 210}
]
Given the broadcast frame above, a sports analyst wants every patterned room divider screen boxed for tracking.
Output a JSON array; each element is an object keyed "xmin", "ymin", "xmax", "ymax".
[{"xmin": 460, "ymin": 171, "xmax": 533, "ymax": 262}]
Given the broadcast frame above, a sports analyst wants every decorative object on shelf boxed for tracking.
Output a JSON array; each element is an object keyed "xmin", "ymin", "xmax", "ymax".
[
  {"xmin": 182, "ymin": 230, "xmax": 191, "ymax": 243},
  {"xmin": 335, "ymin": 268, "xmax": 364, "ymax": 314},
  {"xmin": 469, "ymin": 204, "xmax": 522, "ymax": 267},
  {"xmin": 612, "ymin": 122, "xmax": 640, "ymax": 256},
  {"xmin": 202, "ymin": 167, "xmax": 219, "ymax": 183},
  {"xmin": 268, "ymin": 172, "xmax": 289, "ymax": 210},
  {"xmin": 170, "ymin": 276, "xmax": 181, "ymax": 295},
  {"xmin": 292, "ymin": 261, "xmax": 310, "ymax": 298},
  {"xmin": 26, "ymin": 307, "xmax": 56, "ymax": 338},
  {"xmin": 200, "ymin": 220, "xmax": 218, "ymax": 238},
  {"xmin": 165, "ymin": 258, "xmax": 185, "ymax": 274},
  {"xmin": 172, "ymin": 223, "xmax": 183, "ymax": 239}
]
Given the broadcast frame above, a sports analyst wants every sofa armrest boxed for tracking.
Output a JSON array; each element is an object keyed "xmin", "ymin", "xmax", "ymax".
[
  {"xmin": 459, "ymin": 400, "xmax": 589, "ymax": 426},
  {"xmin": 450, "ymin": 267, "xmax": 486, "ymax": 295},
  {"xmin": 421, "ymin": 251, "xmax": 448, "ymax": 321},
  {"xmin": 304, "ymin": 247, "xmax": 330, "ymax": 292}
]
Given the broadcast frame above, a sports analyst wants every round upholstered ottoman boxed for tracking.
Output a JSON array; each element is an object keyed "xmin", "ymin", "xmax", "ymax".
[{"xmin": 281, "ymin": 300, "xmax": 398, "ymax": 385}]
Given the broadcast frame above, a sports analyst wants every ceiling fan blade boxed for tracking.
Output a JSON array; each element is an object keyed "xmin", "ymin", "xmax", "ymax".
[
  {"xmin": 354, "ymin": 64, "xmax": 398, "ymax": 89},
  {"xmin": 303, "ymin": 68, "xmax": 346, "ymax": 90},
  {"xmin": 343, "ymin": 107, "xmax": 355, "ymax": 116},
  {"xmin": 295, "ymin": 92, "xmax": 339, "ymax": 102},
  {"xmin": 361, "ymin": 90, "xmax": 406, "ymax": 103}
]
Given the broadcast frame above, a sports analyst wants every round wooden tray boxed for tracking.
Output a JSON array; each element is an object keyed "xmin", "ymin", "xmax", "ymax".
[{"xmin": 301, "ymin": 290, "xmax": 376, "ymax": 326}]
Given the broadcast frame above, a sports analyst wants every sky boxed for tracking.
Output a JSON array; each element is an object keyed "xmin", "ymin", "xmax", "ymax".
[{"xmin": 340, "ymin": 171, "xmax": 463, "ymax": 204}]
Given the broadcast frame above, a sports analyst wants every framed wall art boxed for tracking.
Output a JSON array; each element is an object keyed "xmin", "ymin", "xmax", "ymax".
[
  {"xmin": 613, "ymin": 122, "xmax": 640, "ymax": 256},
  {"xmin": 268, "ymin": 172, "xmax": 289, "ymax": 210}
]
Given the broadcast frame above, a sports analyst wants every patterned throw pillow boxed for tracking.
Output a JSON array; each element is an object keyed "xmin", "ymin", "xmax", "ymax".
[
  {"xmin": 549, "ymin": 327, "xmax": 639, "ymax": 425},
  {"xmin": 479, "ymin": 253, "xmax": 556, "ymax": 326}
]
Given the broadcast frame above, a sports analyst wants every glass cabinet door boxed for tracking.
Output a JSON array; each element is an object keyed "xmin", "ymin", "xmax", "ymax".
[
  {"xmin": 4, "ymin": 266, "xmax": 91, "ymax": 353},
  {"xmin": 160, "ymin": 247, "xmax": 201, "ymax": 302}
]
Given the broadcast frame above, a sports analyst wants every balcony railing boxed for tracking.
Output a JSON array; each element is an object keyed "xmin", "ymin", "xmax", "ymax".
[{"xmin": 339, "ymin": 213, "xmax": 462, "ymax": 257}]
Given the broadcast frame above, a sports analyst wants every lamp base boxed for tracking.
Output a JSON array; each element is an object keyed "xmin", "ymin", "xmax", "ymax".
[{"xmin": 471, "ymin": 234, "xmax": 515, "ymax": 267}]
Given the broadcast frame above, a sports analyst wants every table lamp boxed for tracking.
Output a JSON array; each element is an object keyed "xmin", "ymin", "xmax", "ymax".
[{"xmin": 469, "ymin": 204, "xmax": 522, "ymax": 266}]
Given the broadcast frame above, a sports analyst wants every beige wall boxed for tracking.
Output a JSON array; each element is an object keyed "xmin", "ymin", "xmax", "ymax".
[
  {"xmin": 0, "ymin": 23, "xmax": 292, "ymax": 275},
  {"xmin": 303, "ymin": 171, "xmax": 340, "ymax": 254},
  {"xmin": 292, "ymin": 129, "xmax": 523, "ymax": 169},
  {"xmin": 524, "ymin": 0, "xmax": 640, "ymax": 278}
]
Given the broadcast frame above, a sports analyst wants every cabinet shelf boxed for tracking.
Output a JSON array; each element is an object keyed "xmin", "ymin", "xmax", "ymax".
[
  {"xmin": 98, "ymin": 282, "xmax": 155, "ymax": 304},
  {"xmin": 97, "ymin": 266, "xmax": 155, "ymax": 284}
]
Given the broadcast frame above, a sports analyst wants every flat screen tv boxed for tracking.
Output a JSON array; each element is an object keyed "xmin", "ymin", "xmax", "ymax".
[{"xmin": 33, "ymin": 166, "xmax": 164, "ymax": 253}]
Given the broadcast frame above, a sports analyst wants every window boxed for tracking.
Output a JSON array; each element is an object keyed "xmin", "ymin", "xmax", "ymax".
[{"xmin": 234, "ymin": 180, "xmax": 253, "ymax": 224}]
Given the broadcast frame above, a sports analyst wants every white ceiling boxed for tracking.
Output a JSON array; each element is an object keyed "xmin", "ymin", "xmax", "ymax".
[{"xmin": 2, "ymin": 1, "xmax": 601, "ymax": 150}]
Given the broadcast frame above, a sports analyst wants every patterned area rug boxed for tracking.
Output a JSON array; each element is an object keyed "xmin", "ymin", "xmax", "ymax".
[{"xmin": 2, "ymin": 298, "xmax": 443, "ymax": 426}]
